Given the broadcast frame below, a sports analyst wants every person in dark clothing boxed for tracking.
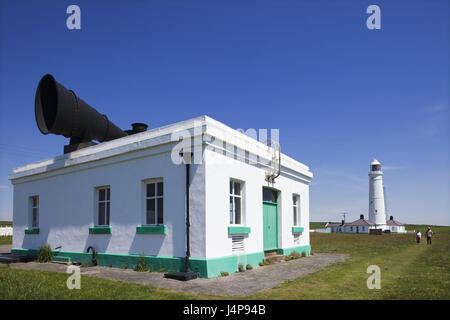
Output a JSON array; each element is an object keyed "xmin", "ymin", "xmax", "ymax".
[{"xmin": 426, "ymin": 227, "xmax": 433, "ymax": 245}]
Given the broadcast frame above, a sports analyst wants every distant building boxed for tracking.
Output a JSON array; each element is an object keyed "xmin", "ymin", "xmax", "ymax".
[
  {"xmin": 326, "ymin": 214, "xmax": 405, "ymax": 234},
  {"xmin": 326, "ymin": 215, "xmax": 376, "ymax": 234},
  {"xmin": 324, "ymin": 160, "xmax": 406, "ymax": 235},
  {"xmin": 386, "ymin": 216, "xmax": 406, "ymax": 234},
  {"xmin": 369, "ymin": 159, "xmax": 387, "ymax": 231}
]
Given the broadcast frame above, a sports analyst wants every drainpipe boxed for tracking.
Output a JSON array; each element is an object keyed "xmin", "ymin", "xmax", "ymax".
[
  {"xmin": 183, "ymin": 151, "xmax": 193, "ymax": 273},
  {"xmin": 163, "ymin": 151, "xmax": 198, "ymax": 281}
]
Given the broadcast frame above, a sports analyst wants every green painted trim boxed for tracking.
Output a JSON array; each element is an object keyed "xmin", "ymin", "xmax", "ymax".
[
  {"xmin": 24, "ymin": 228, "xmax": 40, "ymax": 234},
  {"xmin": 136, "ymin": 225, "xmax": 167, "ymax": 235},
  {"xmin": 89, "ymin": 226, "xmax": 112, "ymax": 235},
  {"xmin": 262, "ymin": 201, "xmax": 277, "ymax": 205},
  {"xmin": 11, "ymin": 248, "xmax": 266, "ymax": 278},
  {"xmin": 189, "ymin": 251, "xmax": 265, "ymax": 278},
  {"xmin": 277, "ymin": 245, "xmax": 311, "ymax": 256},
  {"xmin": 292, "ymin": 226, "xmax": 305, "ymax": 233},
  {"xmin": 228, "ymin": 226, "xmax": 251, "ymax": 234}
]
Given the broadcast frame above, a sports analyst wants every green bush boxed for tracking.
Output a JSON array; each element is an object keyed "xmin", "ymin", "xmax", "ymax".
[
  {"xmin": 220, "ymin": 271, "xmax": 229, "ymax": 277},
  {"xmin": 133, "ymin": 254, "xmax": 149, "ymax": 272},
  {"xmin": 238, "ymin": 264, "xmax": 245, "ymax": 272},
  {"xmin": 121, "ymin": 264, "xmax": 128, "ymax": 269},
  {"xmin": 258, "ymin": 261, "xmax": 264, "ymax": 267},
  {"xmin": 301, "ymin": 251, "xmax": 307, "ymax": 257},
  {"xmin": 246, "ymin": 264, "xmax": 253, "ymax": 270},
  {"xmin": 37, "ymin": 244, "xmax": 53, "ymax": 263}
]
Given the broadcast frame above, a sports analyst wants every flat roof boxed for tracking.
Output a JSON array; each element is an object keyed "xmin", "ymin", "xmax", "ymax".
[{"xmin": 9, "ymin": 115, "xmax": 313, "ymax": 182}]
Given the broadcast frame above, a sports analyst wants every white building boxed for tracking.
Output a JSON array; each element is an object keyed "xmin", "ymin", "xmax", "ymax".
[
  {"xmin": 9, "ymin": 115, "xmax": 313, "ymax": 278},
  {"xmin": 325, "ymin": 215, "xmax": 377, "ymax": 234},
  {"xmin": 386, "ymin": 216, "xmax": 406, "ymax": 234},
  {"xmin": 368, "ymin": 159, "xmax": 387, "ymax": 231}
]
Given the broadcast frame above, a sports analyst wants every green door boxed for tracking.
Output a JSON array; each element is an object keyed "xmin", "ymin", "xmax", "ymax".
[{"xmin": 263, "ymin": 202, "xmax": 278, "ymax": 251}]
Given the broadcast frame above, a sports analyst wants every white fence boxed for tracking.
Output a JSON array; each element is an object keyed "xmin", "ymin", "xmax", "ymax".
[{"xmin": 0, "ymin": 227, "xmax": 13, "ymax": 236}]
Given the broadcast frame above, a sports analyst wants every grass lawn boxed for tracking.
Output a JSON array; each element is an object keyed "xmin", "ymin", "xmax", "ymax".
[
  {"xmin": 310, "ymin": 222, "xmax": 328, "ymax": 229},
  {"xmin": 0, "ymin": 236, "xmax": 12, "ymax": 245},
  {"xmin": 1, "ymin": 230, "xmax": 449, "ymax": 299}
]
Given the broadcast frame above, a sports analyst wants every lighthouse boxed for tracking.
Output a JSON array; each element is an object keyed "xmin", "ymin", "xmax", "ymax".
[{"xmin": 368, "ymin": 159, "xmax": 387, "ymax": 230}]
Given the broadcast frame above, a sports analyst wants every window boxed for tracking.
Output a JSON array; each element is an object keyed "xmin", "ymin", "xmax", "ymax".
[
  {"xmin": 350, "ymin": 226, "xmax": 353, "ymax": 231},
  {"xmin": 229, "ymin": 181, "xmax": 242, "ymax": 225},
  {"xmin": 97, "ymin": 187, "xmax": 110, "ymax": 226},
  {"xmin": 293, "ymin": 194, "xmax": 300, "ymax": 226},
  {"xmin": 362, "ymin": 226, "xmax": 365, "ymax": 231},
  {"xmin": 145, "ymin": 181, "xmax": 163, "ymax": 225},
  {"xmin": 29, "ymin": 196, "xmax": 39, "ymax": 228}
]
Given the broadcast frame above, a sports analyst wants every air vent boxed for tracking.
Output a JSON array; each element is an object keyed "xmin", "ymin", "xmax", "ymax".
[{"xmin": 232, "ymin": 236, "xmax": 245, "ymax": 253}]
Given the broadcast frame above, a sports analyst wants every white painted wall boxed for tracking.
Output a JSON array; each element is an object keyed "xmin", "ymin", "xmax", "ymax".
[
  {"xmin": 368, "ymin": 163, "xmax": 387, "ymax": 230},
  {"xmin": 204, "ymin": 145, "xmax": 311, "ymax": 259},
  {"xmin": 11, "ymin": 142, "xmax": 206, "ymax": 258}
]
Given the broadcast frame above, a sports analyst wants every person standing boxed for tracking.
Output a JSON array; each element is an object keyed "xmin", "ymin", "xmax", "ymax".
[
  {"xmin": 416, "ymin": 231, "xmax": 422, "ymax": 244},
  {"xmin": 426, "ymin": 227, "xmax": 433, "ymax": 245}
]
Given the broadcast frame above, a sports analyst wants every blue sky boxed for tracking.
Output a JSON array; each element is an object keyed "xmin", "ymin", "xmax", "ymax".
[{"xmin": 0, "ymin": 0, "xmax": 448, "ymax": 225}]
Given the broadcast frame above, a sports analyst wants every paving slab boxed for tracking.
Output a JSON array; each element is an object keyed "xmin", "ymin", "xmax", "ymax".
[
  {"xmin": 0, "ymin": 245, "xmax": 11, "ymax": 254},
  {"xmin": 9, "ymin": 253, "xmax": 348, "ymax": 296}
]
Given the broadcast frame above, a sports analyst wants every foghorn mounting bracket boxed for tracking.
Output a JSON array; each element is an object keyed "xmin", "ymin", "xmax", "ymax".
[{"xmin": 263, "ymin": 139, "xmax": 281, "ymax": 183}]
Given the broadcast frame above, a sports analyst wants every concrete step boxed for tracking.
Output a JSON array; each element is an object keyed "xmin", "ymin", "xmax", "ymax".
[
  {"xmin": 52, "ymin": 256, "xmax": 72, "ymax": 264},
  {"xmin": 264, "ymin": 250, "xmax": 278, "ymax": 257},
  {"xmin": 264, "ymin": 254, "xmax": 285, "ymax": 264}
]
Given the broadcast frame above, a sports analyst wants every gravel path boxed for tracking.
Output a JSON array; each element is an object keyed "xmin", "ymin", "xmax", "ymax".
[{"xmin": 8, "ymin": 253, "xmax": 348, "ymax": 296}]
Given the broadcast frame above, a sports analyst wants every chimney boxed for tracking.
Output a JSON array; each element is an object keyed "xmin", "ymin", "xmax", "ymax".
[
  {"xmin": 360, "ymin": 214, "xmax": 364, "ymax": 220},
  {"xmin": 390, "ymin": 216, "xmax": 393, "ymax": 220},
  {"xmin": 125, "ymin": 123, "xmax": 149, "ymax": 135}
]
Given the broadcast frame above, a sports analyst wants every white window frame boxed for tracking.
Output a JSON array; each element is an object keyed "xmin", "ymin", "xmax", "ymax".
[
  {"xmin": 95, "ymin": 186, "xmax": 110, "ymax": 226},
  {"xmin": 229, "ymin": 179, "xmax": 244, "ymax": 225},
  {"xmin": 143, "ymin": 179, "xmax": 164, "ymax": 226},
  {"xmin": 293, "ymin": 194, "xmax": 300, "ymax": 226},
  {"xmin": 29, "ymin": 195, "xmax": 39, "ymax": 228}
]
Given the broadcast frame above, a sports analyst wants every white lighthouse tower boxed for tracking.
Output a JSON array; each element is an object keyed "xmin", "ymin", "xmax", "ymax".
[{"xmin": 368, "ymin": 158, "xmax": 387, "ymax": 230}]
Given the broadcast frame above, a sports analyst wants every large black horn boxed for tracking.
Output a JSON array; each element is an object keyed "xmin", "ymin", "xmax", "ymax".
[{"xmin": 35, "ymin": 74, "xmax": 127, "ymax": 153}]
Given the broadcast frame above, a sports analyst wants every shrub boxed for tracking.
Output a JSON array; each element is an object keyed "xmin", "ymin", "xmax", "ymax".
[
  {"xmin": 220, "ymin": 271, "xmax": 229, "ymax": 277},
  {"xmin": 37, "ymin": 244, "xmax": 53, "ymax": 263},
  {"xmin": 264, "ymin": 260, "xmax": 270, "ymax": 265},
  {"xmin": 285, "ymin": 255, "xmax": 292, "ymax": 261},
  {"xmin": 133, "ymin": 254, "xmax": 148, "ymax": 272},
  {"xmin": 121, "ymin": 264, "xmax": 128, "ymax": 269},
  {"xmin": 258, "ymin": 262, "xmax": 264, "ymax": 267},
  {"xmin": 246, "ymin": 264, "xmax": 253, "ymax": 270},
  {"xmin": 238, "ymin": 264, "xmax": 245, "ymax": 272},
  {"xmin": 289, "ymin": 251, "xmax": 301, "ymax": 259},
  {"xmin": 301, "ymin": 251, "xmax": 307, "ymax": 257}
]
